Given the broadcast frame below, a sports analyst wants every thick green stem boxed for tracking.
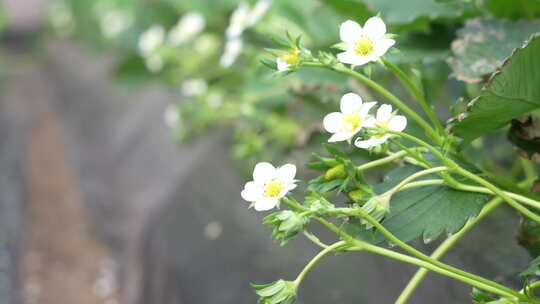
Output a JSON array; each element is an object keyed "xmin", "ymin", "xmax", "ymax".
[{"xmin": 381, "ymin": 57, "xmax": 443, "ymax": 133}]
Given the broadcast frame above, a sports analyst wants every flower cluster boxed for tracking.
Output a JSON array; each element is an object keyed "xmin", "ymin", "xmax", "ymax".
[
  {"xmin": 138, "ymin": 12, "xmax": 206, "ymax": 72},
  {"xmin": 221, "ymin": 0, "xmax": 272, "ymax": 67},
  {"xmin": 323, "ymin": 92, "xmax": 407, "ymax": 148}
]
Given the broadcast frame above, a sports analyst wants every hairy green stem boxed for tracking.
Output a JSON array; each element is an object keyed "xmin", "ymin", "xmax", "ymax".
[{"xmin": 381, "ymin": 58, "xmax": 443, "ymax": 133}]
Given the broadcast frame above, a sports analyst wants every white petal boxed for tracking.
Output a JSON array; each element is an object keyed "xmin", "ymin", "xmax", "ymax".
[
  {"xmin": 323, "ymin": 112, "xmax": 344, "ymax": 133},
  {"xmin": 363, "ymin": 116, "xmax": 377, "ymax": 128},
  {"xmin": 253, "ymin": 162, "xmax": 277, "ymax": 183},
  {"xmin": 363, "ymin": 16, "xmax": 386, "ymax": 39},
  {"xmin": 340, "ymin": 20, "xmax": 362, "ymax": 43},
  {"xmin": 337, "ymin": 51, "xmax": 372, "ymax": 66},
  {"xmin": 354, "ymin": 136, "xmax": 388, "ymax": 149},
  {"xmin": 241, "ymin": 182, "xmax": 262, "ymax": 202},
  {"xmin": 285, "ymin": 182, "xmax": 297, "ymax": 192},
  {"xmin": 328, "ymin": 132, "xmax": 353, "ymax": 142},
  {"xmin": 374, "ymin": 38, "xmax": 395, "ymax": 57},
  {"xmin": 253, "ymin": 198, "xmax": 278, "ymax": 211},
  {"xmin": 277, "ymin": 164, "xmax": 296, "ymax": 183},
  {"xmin": 340, "ymin": 93, "xmax": 363, "ymax": 114},
  {"xmin": 276, "ymin": 57, "xmax": 289, "ymax": 71},
  {"xmin": 376, "ymin": 104, "xmax": 393, "ymax": 122},
  {"xmin": 359, "ymin": 101, "xmax": 377, "ymax": 117},
  {"xmin": 389, "ymin": 115, "xmax": 407, "ymax": 132}
]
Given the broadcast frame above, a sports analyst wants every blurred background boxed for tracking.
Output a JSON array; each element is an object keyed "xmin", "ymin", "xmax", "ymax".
[{"xmin": 0, "ymin": 0, "xmax": 537, "ymax": 303}]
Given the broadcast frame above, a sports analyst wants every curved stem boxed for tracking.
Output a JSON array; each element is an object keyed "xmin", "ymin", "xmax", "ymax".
[
  {"xmin": 387, "ymin": 166, "xmax": 447, "ymax": 194},
  {"xmin": 395, "ymin": 197, "xmax": 503, "ymax": 304},
  {"xmin": 390, "ymin": 130, "xmax": 540, "ymax": 224},
  {"xmin": 335, "ymin": 207, "xmax": 522, "ymax": 301},
  {"xmin": 282, "ymin": 198, "xmax": 528, "ymax": 302},
  {"xmin": 303, "ymin": 231, "xmax": 329, "ymax": 249},
  {"xmin": 381, "ymin": 57, "xmax": 443, "ymax": 133},
  {"xmin": 357, "ymin": 150, "xmax": 410, "ymax": 171},
  {"xmin": 294, "ymin": 241, "xmax": 346, "ymax": 287},
  {"xmin": 349, "ymin": 241, "xmax": 526, "ymax": 301},
  {"xmin": 302, "ymin": 62, "xmax": 442, "ymax": 145}
]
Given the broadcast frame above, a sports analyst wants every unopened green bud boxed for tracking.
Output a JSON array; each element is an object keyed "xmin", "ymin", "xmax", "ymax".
[
  {"xmin": 324, "ymin": 164, "xmax": 346, "ymax": 181},
  {"xmin": 252, "ymin": 280, "xmax": 297, "ymax": 304},
  {"xmin": 361, "ymin": 193, "xmax": 392, "ymax": 229}
]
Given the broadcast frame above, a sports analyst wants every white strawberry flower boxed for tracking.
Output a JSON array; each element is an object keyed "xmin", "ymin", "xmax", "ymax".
[
  {"xmin": 323, "ymin": 93, "xmax": 377, "ymax": 142},
  {"xmin": 354, "ymin": 104, "xmax": 407, "ymax": 149},
  {"xmin": 168, "ymin": 12, "xmax": 206, "ymax": 47},
  {"xmin": 241, "ymin": 162, "xmax": 297, "ymax": 211},
  {"xmin": 225, "ymin": 2, "xmax": 251, "ymax": 39},
  {"xmin": 337, "ymin": 17, "xmax": 395, "ymax": 66}
]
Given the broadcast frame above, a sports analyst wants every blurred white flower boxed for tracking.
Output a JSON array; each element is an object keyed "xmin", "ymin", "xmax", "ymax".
[
  {"xmin": 164, "ymin": 104, "xmax": 180, "ymax": 128},
  {"xmin": 226, "ymin": 2, "xmax": 251, "ymax": 39},
  {"xmin": 247, "ymin": 0, "xmax": 272, "ymax": 26},
  {"xmin": 145, "ymin": 54, "xmax": 164, "ymax": 73},
  {"xmin": 337, "ymin": 17, "xmax": 395, "ymax": 66},
  {"xmin": 276, "ymin": 49, "xmax": 299, "ymax": 71},
  {"xmin": 100, "ymin": 9, "xmax": 133, "ymax": 39},
  {"xmin": 168, "ymin": 12, "xmax": 206, "ymax": 47},
  {"xmin": 138, "ymin": 25, "xmax": 165, "ymax": 57},
  {"xmin": 355, "ymin": 104, "xmax": 407, "ymax": 149},
  {"xmin": 220, "ymin": 38, "xmax": 243, "ymax": 68},
  {"xmin": 180, "ymin": 78, "xmax": 208, "ymax": 97},
  {"xmin": 323, "ymin": 93, "xmax": 376, "ymax": 142},
  {"xmin": 222, "ymin": 0, "xmax": 272, "ymax": 67},
  {"xmin": 241, "ymin": 162, "xmax": 297, "ymax": 211}
]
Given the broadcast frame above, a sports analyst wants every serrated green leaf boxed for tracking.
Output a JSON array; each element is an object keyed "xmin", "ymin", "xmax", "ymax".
[
  {"xmin": 448, "ymin": 18, "xmax": 540, "ymax": 83},
  {"xmin": 521, "ymin": 256, "xmax": 540, "ymax": 277},
  {"xmin": 451, "ymin": 34, "xmax": 540, "ymax": 141},
  {"xmin": 347, "ymin": 166, "xmax": 487, "ymax": 243}
]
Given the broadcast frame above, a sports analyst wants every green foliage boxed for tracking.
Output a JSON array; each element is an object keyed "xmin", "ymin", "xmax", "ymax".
[
  {"xmin": 348, "ymin": 165, "xmax": 487, "ymax": 243},
  {"xmin": 520, "ymin": 256, "xmax": 540, "ymax": 277},
  {"xmin": 451, "ymin": 34, "xmax": 540, "ymax": 141}
]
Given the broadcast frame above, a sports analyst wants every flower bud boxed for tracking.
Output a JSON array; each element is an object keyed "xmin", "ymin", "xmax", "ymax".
[
  {"xmin": 252, "ymin": 280, "xmax": 297, "ymax": 304},
  {"xmin": 324, "ymin": 164, "xmax": 346, "ymax": 181},
  {"xmin": 361, "ymin": 193, "xmax": 391, "ymax": 229},
  {"xmin": 264, "ymin": 210, "xmax": 309, "ymax": 246}
]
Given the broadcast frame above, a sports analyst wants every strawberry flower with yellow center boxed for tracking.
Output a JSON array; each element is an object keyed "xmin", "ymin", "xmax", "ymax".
[
  {"xmin": 241, "ymin": 162, "xmax": 297, "ymax": 211},
  {"xmin": 323, "ymin": 93, "xmax": 377, "ymax": 142},
  {"xmin": 354, "ymin": 104, "xmax": 407, "ymax": 149},
  {"xmin": 337, "ymin": 17, "xmax": 395, "ymax": 66}
]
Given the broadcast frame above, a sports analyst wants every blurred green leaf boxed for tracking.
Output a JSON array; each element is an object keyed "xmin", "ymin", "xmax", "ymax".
[{"xmin": 448, "ymin": 18, "xmax": 540, "ymax": 83}]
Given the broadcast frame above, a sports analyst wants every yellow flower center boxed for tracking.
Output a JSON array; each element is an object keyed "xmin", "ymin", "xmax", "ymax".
[
  {"xmin": 343, "ymin": 114, "xmax": 362, "ymax": 131},
  {"xmin": 282, "ymin": 49, "xmax": 299, "ymax": 65},
  {"xmin": 264, "ymin": 179, "xmax": 284, "ymax": 198},
  {"xmin": 355, "ymin": 37, "xmax": 374, "ymax": 56}
]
